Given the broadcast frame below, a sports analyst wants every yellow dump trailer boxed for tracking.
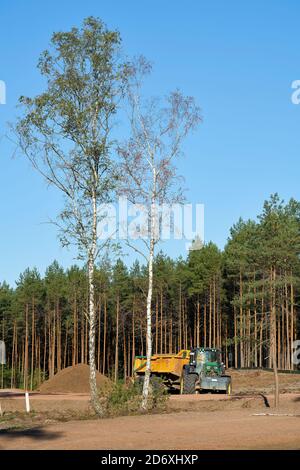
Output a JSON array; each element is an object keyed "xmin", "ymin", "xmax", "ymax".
[{"xmin": 133, "ymin": 350, "xmax": 190, "ymax": 390}]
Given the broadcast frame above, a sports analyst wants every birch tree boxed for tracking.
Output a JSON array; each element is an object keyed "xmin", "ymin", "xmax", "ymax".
[
  {"xmin": 15, "ymin": 17, "xmax": 128, "ymax": 414},
  {"xmin": 118, "ymin": 58, "xmax": 201, "ymax": 409}
]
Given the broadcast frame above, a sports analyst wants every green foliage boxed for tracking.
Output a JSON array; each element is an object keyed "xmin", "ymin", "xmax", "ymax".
[
  {"xmin": 188, "ymin": 242, "xmax": 222, "ymax": 296},
  {"xmin": 99, "ymin": 378, "xmax": 168, "ymax": 417},
  {"xmin": 16, "ymin": 17, "xmax": 130, "ymax": 258},
  {"xmin": 224, "ymin": 194, "xmax": 300, "ymax": 306}
]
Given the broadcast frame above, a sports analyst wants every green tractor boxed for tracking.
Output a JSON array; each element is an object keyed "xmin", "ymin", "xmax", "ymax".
[{"xmin": 180, "ymin": 347, "xmax": 232, "ymax": 395}]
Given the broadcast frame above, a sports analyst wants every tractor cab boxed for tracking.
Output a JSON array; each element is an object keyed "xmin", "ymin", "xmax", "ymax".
[
  {"xmin": 181, "ymin": 347, "xmax": 231, "ymax": 395},
  {"xmin": 189, "ymin": 348, "xmax": 224, "ymax": 376}
]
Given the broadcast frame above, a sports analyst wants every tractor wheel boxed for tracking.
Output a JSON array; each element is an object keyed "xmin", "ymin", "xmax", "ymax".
[
  {"xmin": 182, "ymin": 370, "xmax": 197, "ymax": 394},
  {"xmin": 135, "ymin": 375, "xmax": 164, "ymax": 393},
  {"xmin": 135, "ymin": 375, "xmax": 144, "ymax": 391},
  {"xmin": 150, "ymin": 376, "xmax": 165, "ymax": 393}
]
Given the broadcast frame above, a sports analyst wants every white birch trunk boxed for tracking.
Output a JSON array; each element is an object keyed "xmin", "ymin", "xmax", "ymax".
[
  {"xmin": 141, "ymin": 169, "xmax": 156, "ymax": 410},
  {"xmin": 88, "ymin": 192, "xmax": 103, "ymax": 416}
]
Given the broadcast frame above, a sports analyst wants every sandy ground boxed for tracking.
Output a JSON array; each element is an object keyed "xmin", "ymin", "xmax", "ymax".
[
  {"xmin": 0, "ymin": 390, "xmax": 285, "ymax": 414},
  {"xmin": 0, "ymin": 369, "xmax": 299, "ymax": 450},
  {"xmin": 0, "ymin": 406, "xmax": 300, "ymax": 450},
  {"xmin": 0, "ymin": 392, "xmax": 299, "ymax": 450}
]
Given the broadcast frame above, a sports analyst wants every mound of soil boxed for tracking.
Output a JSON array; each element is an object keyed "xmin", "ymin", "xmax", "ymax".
[{"xmin": 39, "ymin": 364, "xmax": 110, "ymax": 394}]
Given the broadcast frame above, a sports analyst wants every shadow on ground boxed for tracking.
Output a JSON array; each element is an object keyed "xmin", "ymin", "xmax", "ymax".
[
  {"xmin": 259, "ymin": 394, "xmax": 270, "ymax": 407},
  {"xmin": 0, "ymin": 392, "xmax": 28, "ymax": 398},
  {"xmin": 0, "ymin": 427, "xmax": 62, "ymax": 441}
]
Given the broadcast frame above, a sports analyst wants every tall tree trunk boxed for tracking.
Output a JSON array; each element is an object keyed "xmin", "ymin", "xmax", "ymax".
[
  {"xmin": 141, "ymin": 233, "xmax": 154, "ymax": 410},
  {"xmin": 73, "ymin": 296, "xmax": 77, "ymax": 366},
  {"xmin": 209, "ymin": 284, "xmax": 212, "ymax": 348},
  {"xmin": 179, "ymin": 282, "xmax": 182, "ymax": 350},
  {"xmin": 239, "ymin": 271, "xmax": 244, "ymax": 368},
  {"xmin": 81, "ymin": 308, "xmax": 84, "ymax": 364},
  {"xmin": 213, "ymin": 277, "xmax": 216, "ymax": 347},
  {"xmin": 196, "ymin": 298, "xmax": 200, "ymax": 347},
  {"xmin": 24, "ymin": 304, "xmax": 29, "ymax": 390},
  {"xmin": 52, "ymin": 309, "xmax": 56, "ymax": 376},
  {"xmin": 102, "ymin": 294, "xmax": 107, "ymax": 375},
  {"xmin": 30, "ymin": 298, "xmax": 35, "ymax": 390},
  {"xmin": 234, "ymin": 304, "xmax": 238, "ymax": 367},
  {"xmin": 114, "ymin": 294, "xmax": 119, "ymax": 382},
  {"xmin": 164, "ymin": 318, "xmax": 167, "ymax": 354},
  {"xmin": 155, "ymin": 297, "xmax": 158, "ymax": 354},
  {"xmin": 141, "ymin": 169, "xmax": 156, "ymax": 411},
  {"xmin": 204, "ymin": 301, "xmax": 207, "ymax": 348},
  {"xmin": 63, "ymin": 326, "xmax": 68, "ymax": 369},
  {"xmin": 160, "ymin": 288, "xmax": 163, "ymax": 354},
  {"xmin": 254, "ymin": 280, "xmax": 258, "ymax": 368},
  {"xmin": 169, "ymin": 317, "xmax": 173, "ymax": 353},
  {"xmin": 290, "ymin": 278, "xmax": 294, "ymax": 370},
  {"xmin": 11, "ymin": 321, "xmax": 16, "ymax": 388},
  {"xmin": 132, "ymin": 301, "xmax": 135, "ymax": 376},
  {"xmin": 123, "ymin": 323, "xmax": 127, "ymax": 381},
  {"xmin": 271, "ymin": 267, "xmax": 279, "ymax": 408},
  {"xmin": 285, "ymin": 281, "xmax": 290, "ymax": 370},
  {"xmin": 56, "ymin": 300, "xmax": 61, "ymax": 372},
  {"xmin": 88, "ymin": 192, "xmax": 103, "ymax": 416},
  {"xmin": 97, "ymin": 298, "xmax": 101, "ymax": 371}
]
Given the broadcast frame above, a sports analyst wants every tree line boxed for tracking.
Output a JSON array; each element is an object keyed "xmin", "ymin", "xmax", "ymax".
[{"xmin": 1, "ymin": 194, "xmax": 299, "ymax": 389}]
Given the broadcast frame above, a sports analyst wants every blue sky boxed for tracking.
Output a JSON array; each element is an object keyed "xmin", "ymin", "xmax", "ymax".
[{"xmin": 1, "ymin": 0, "xmax": 300, "ymax": 285}]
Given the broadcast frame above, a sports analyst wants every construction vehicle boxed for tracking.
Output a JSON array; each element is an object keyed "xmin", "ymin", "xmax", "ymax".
[
  {"xmin": 133, "ymin": 347, "xmax": 231, "ymax": 394},
  {"xmin": 133, "ymin": 349, "xmax": 190, "ymax": 391},
  {"xmin": 181, "ymin": 347, "xmax": 231, "ymax": 395}
]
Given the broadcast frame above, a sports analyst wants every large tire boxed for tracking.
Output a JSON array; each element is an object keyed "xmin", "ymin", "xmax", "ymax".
[
  {"xmin": 182, "ymin": 368, "xmax": 198, "ymax": 394},
  {"xmin": 135, "ymin": 375, "xmax": 144, "ymax": 390},
  {"xmin": 150, "ymin": 376, "xmax": 165, "ymax": 393},
  {"xmin": 135, "ymin": 375, "xmax": 164, "ymax": 393}
]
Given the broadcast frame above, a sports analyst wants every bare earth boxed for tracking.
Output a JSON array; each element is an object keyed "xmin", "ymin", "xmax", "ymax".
[
  {"xmin": 0, "ymin": 405, "xmax": 300, "ymax": 450},
  {"xmin": 0, "ymin": 369, "xmax": 299, "ymax": 450}
]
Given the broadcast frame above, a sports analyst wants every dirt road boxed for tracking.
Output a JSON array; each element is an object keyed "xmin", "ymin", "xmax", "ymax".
[{"xmin": 1, "ymin": 408, "xmax": 300, "ymax": 450}]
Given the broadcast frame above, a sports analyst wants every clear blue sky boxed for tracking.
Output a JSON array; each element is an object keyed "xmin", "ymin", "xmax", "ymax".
[{"xmin": 1, "ymin": 0, "xmax": 300, "ymax": 286}]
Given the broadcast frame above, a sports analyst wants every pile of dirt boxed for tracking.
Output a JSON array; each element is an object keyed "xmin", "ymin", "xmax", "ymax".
[{"xmin": 39, "ymin": 364, "xmax": 111, "ymax": 394}]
